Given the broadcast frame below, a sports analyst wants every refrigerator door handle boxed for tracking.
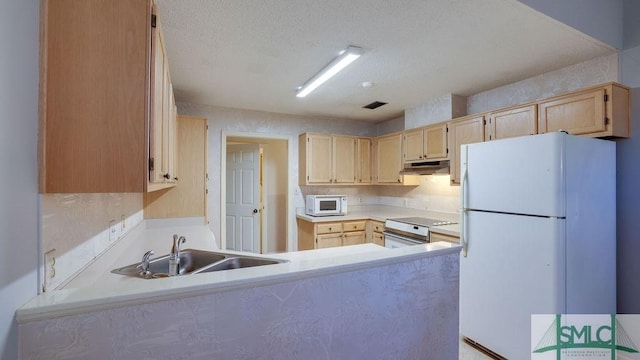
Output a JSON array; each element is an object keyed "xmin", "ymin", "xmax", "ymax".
[{"xmin": 460, "ymin": 145, "xmax": 468, "ymax": 257}]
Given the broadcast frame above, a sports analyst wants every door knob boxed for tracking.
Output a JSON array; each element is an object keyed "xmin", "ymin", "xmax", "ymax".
[{"xmin": 252, "ymin": 209, "xmax": 259, "ymax": 214}]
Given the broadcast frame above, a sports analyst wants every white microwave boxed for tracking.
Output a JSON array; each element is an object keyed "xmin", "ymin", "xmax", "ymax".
[{"xmin": 305, "ymin": 195, "xmax": 347, "ymax": 216}]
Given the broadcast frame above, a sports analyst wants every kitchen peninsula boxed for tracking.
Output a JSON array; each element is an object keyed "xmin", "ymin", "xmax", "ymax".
[{"xmin": 17, "ymin": 220, "xmax": 461, "ymax": 359}]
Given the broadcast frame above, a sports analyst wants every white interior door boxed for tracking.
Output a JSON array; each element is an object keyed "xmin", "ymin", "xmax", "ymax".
[{"xmin": 226, "ymin": 144, "xmax": 260, "ymax": 253}]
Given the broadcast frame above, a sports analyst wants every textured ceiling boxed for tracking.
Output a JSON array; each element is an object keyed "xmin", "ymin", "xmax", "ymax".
[{"xmin": 156, "ymin": 0, "xmax": 615, "ymax": 122}]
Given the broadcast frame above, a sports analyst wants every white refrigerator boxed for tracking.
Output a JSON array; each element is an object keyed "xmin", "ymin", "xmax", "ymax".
[{"xmin": 459, "ymin": 132, "xmax": 616, "ymax": 359}]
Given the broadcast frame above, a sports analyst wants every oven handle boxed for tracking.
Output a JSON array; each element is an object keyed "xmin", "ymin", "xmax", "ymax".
[{"xmin": 383, "ymin": 232, "xmax": 426, "ymax": 246}]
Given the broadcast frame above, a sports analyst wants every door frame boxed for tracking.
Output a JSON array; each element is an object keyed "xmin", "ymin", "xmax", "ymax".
[{"xmin": 221, "ymin": 131, "xmax": 294, "ymax": 252}]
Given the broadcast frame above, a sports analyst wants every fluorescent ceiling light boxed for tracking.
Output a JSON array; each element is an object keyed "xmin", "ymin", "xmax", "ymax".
[{"xmin": 296, "ymin": 46, "xmax": 363, "ymax": 98}]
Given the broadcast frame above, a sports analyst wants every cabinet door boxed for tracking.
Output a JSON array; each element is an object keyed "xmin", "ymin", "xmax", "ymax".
[
  {"xmin": 343, "ymin": 231, "xmax": 366, "ymax": 246},
  {"xmin": 449, "ymin": 116, "xmax": 485, "ymax": 184},
  {"xmin": 356, "ymin": 138, "xmax": 373, "ymax": 184},
  {"xmin": 403, "ymin": 128, "xmax": 424, "ymax": 162},
  {"xmin": 316, "ymin": 234, "xmax": 343, "ymax": 249},
  {"xmin": 487, "ymin": 104, "xmax": 537, "ymax": 140},
  {"xmin": 149, "ymin": 16, "xmax": 166, "ymax": 184},
  {"xmin": 375, "ymin": 133, "xmax": 403, "ymax": 183},
  {"xmin": 333, "ymin": 135, "xmax": 356, "ymax": 184},
  {"xmin": 372, "ymin": 233, "xmax": 385, "ymax": 246},
  {"xmin": 424, "ymin": 123, "xmax": 448, "ymax": 160},
  {"xmin": 538, "ymin": 89, "xmax": 605, "ymax": 136},
  {"xmin": 306, "ymin": 134, "xmax": 333, "ymax": 183},
  {"xmin": 40, "ymin": 0, "xmax": 149, "ymax": 193}
]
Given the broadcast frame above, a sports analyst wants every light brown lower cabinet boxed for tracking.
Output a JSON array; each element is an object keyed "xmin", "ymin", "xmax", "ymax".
[
  {"xmin": 367, "ymin": 220, "xmax": 385, "ymax": 246},
  {"xmin": 430, "ymin": 231, "xmax": 459, "ymax": 244},
  {"xmin": 297, "ymin": 219, "xmax": 367, "ymax": 250}
]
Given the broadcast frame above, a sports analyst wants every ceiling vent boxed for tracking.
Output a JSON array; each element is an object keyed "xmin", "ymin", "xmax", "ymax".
[{"xmin": 362, "ymin": 101, "xmax": 387, "ymax": 110}]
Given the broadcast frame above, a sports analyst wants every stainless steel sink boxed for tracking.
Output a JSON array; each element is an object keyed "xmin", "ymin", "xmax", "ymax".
[
  {"xmin": 194, "ymin": 256, "xmax": 283, "ymax": 273},
  {"xmin": 111, "ymin": 249, "xmax": 286, "ymax": 279}
]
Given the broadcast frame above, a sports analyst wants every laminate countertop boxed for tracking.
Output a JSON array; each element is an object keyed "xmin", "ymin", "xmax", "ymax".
[{"xmin": 17, "ymin": 218, "xmax": 461, "ymax": 324}]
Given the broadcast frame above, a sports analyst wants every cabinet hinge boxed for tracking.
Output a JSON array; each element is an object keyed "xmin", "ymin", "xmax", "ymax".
[
  {"xmin": 604, "ymin": 117, "xmax": 609, "ymax": 125},
  {"xmin": 446, "ymin": 126, "xmax": 449, "ymax": 133},
  {"xmin": 206, "ymin": 125, "xmax": 209, "ymax": 130},
  {"xmin": 446, "ymin": 148, "xmax": 449, "ymax": 154},
  {"xmin": 604, "ymin": 94, "xmax": 609, "ymax": 102},
  {"xmin": 307, "ymin": 175, "xmax": 309, "ymax": 180},
  {"xmin": 151, "ymin": 14, "xmax": 157, "ymax": 28},
  {"xmin": 149, "ymin": 157, "xmax": 155, "ymax": 171},
  {"xmin": 483, "ymin": 119, "xmax": 487, "ymax": 125}
]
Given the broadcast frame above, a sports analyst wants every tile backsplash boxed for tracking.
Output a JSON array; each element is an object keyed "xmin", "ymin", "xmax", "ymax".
[{"xmin": 40, "ymin": 193, "xmax": 143, "ymax": 291}]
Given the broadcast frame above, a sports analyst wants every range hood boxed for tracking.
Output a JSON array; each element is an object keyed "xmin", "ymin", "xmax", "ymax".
[{"xmin": 399, "ymin": 160, "xmax": 450, "ymax": 175}]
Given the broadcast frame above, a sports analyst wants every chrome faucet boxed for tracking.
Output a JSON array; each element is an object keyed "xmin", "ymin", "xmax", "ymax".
[
  {"xmin": 138, "ymin": 250, "xmax": 154, "ymax": 276},
  {"xmin": 168, "ymin": 234, "xmax": 186, "ymax": 276}
]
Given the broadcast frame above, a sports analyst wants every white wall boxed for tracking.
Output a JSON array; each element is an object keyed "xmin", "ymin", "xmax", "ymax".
[
  {"xmin": 616, "ymin": 0, "xmax": 640, "ymax": 314},
  {"xmin": 518, "ymin": 0, "xmax": 624, "ymax": 49},
  {"xmin": 0, "ymin": 0, "xmax": 40, "ymax": 358},
  {"xmin": 177, "ymin": 103, "xmax": 377, "ymax": 246}
]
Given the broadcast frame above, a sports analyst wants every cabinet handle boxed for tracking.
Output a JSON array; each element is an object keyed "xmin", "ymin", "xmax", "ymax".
[
  {"xmin": 397, "ymin": 178, "xmax": 401, "ymax": 183},
  {"xmin": 163, "ymin": 173, "xmax": 171, "ymax": 180},
  {"xmin": 419, "ymin": 155, "xmax": 423, "ymax": 159},
  {"xmin": 328, "ymin": 227, "xmax": 332, "ymax": 231}
]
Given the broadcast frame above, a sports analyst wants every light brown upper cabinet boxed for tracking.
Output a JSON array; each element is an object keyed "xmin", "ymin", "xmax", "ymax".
[
  {"xmin": 448, "ymin": 115, "xmax": 486, "ymax": 185},
  {"xmin": 403, "ymin": 123, "xmax": 449, "ymax": 162},
  {"xmin": 149, "ymin": 14, "xmax": 179, "ymax": 191},
  {"xmin": 356, "ymin": 138, "xmax": 373, "ymax": 184},
  {"xmin": 144, "ymin": 116, "xmax": 208, "ymax": 222},
  {"xmin": 375, "ymin": 132, "xmax": 420, "ymax": 185},
  {"xmin": 299, "ymin": 133, "xmax": 356, "ymax": 185},
  {"xmin": 486, "ymin": 104, "xmax": 537, "ymax": 141},
  {"xmin": 538, "ymin": 83, "xmax": 629, "ymax": 138},
  {"xmin": 39, "ymin": 0, "xmax": 177, "ymax": 193}
]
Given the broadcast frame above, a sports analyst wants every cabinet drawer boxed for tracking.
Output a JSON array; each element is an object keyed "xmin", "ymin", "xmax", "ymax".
[
  {"xmin": 317, "ymin": 222, "xmax": 343, "ymax": 234},
  {"xmin": 370, "ymin": 220, "xmax": 385, "ymax": 233},
  {"xmin": 343, "ymin": 220, "xmax": 366, "ymax": 232}
]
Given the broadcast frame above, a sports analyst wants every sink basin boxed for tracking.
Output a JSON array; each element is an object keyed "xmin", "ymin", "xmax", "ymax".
[
  {"xmin": 195, "ymin": 256, "xmax": 284, "ymax": 273},
  {"xmin": 111, "ymin": 249, "xmax": 286, "ymax": 279},
  {"xmin": 111, "ymin": 249, "xmax": 226, "ymax": 278}
]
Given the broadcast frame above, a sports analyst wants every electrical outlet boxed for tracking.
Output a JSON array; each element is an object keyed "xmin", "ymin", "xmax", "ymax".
[
  {"xmin": 109, "ymin": 219, "xmax": 118, "ymax": 241},
  {"xmin": 43, "ymin": 249, "xmax": 56, "ymax": 292},
  {"xmin": 120, "ymin": 214, "xmax": 126, "ymax": 234}
]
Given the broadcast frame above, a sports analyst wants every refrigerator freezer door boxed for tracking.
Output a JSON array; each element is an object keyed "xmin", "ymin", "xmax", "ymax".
[
  {"xmin": 460, "ymin": 211, "xmax": 565, "ymax": 359},
  {"xmin": 462, "ymin": 132, "xmax": 565, "ymax": 217}
]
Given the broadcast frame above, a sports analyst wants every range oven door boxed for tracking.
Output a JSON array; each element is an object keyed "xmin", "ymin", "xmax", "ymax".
[{"xmin": 383, "ymin": 231, "xmax": 427, "ymax": 248}]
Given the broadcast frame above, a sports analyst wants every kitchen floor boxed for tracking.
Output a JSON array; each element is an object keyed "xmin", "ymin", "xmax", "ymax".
[{"xmin": 459, "ymin": 337, "xmax": 495, "ymax": 359}]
